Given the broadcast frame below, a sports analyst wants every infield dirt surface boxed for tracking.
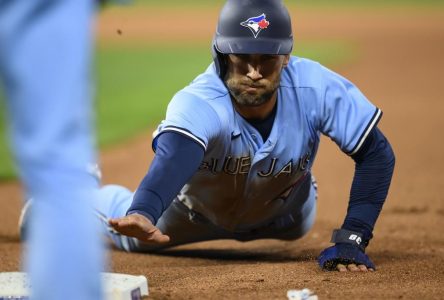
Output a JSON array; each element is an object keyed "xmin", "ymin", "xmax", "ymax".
[{"xmin": 1, "ymin": 6, "xmax": 444, "ymax": 300}]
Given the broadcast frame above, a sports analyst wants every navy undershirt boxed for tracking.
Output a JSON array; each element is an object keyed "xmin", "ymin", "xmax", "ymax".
[
  {"xmin": 244, "ymin": 102, "xmax": 277, "ymax": 142},
  {"xmin": 127, "ymin": 132, "xmax": 205, "ymax": 224},
  {"xmin": 344, "ymin": 127, "xmax": 395, "ymax": 244},
  {"xmin": 128, "ymin": 122, "xmax": 395, "ymax": 247}
]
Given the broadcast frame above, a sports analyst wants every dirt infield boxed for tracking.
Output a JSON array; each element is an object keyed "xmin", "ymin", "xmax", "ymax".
[{"xmin": 1, "ymin": 6, "xmax": 444, "ymax": 299}]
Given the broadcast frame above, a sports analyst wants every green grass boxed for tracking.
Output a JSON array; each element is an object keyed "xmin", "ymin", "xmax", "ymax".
[
  {"xmin": 0, "ymin": 41, "xmax": 352, "ymax": 180},
  {"xmin": 0, "ymin": 99, "xmax": 16, "ymax": 181},
  {"xmin": 95, "ymin": 45, "xmax": 212, "ymax": 145}
]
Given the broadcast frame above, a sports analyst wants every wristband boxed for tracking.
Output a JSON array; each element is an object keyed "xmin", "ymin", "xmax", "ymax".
[{"xmin": 331, "ymin": 228, "xmax": 367, "ymax": 251}]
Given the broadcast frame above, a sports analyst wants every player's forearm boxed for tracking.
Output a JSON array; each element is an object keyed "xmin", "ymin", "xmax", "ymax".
[
  {"xmin": 343, "ymin": 127, "xmax": 395, "ymax": 244},
  {"xmin": 127, "ymin": 132, "xmax": 205, "ymax": 224}
]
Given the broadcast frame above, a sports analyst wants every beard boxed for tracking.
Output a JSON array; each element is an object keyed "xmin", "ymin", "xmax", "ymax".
[{"xmin": 225, "ymin": 76, "xmax": 280, "ymax": 107}]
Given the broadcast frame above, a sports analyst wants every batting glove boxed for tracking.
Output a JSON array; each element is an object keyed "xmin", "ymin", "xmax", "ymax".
[{"xmin": 318, "ymin": 228, "xmax": 375, "ymax": 271}]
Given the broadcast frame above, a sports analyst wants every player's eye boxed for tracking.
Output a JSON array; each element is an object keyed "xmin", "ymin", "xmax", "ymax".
[
  {"xmin": 261, "ymin": 55, "xmax": 279, "ymax": 61},
  {"xmin": 233, "ymin": 54, "xmax": 249, "ymax": 61}
]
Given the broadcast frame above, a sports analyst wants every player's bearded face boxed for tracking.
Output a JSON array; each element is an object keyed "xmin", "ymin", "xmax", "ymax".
[{"xmin": 224, "ymin": 54, "xmax": 289, "ymax": 107}]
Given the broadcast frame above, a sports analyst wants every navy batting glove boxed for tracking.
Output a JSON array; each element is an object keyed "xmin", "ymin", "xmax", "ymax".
[
  {"xmin": 318, "ymin": 228, "xmax": 375, "ymax": 270},
  {"xmin": 318, "ymin": 243, "xmax": 375, "ymax": 271}
]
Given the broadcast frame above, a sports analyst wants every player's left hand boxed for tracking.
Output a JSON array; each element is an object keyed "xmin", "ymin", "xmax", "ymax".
[
  {"xmin": 318, "ymin": 243, "xmax": 375, "ymax": 272},
  {"xmin": 109, "ymin": 213, "xmax": 170, "ymax": 244}
]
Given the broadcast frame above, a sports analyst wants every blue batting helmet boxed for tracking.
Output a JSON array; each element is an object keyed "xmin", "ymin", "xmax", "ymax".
[{"xmin": 212, "ymin": 0, "xmax": 293, "ymax": 78}]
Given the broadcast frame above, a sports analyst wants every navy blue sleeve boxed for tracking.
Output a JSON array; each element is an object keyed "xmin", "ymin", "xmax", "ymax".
[
  {"xmin": 126, "ymin": 131, "xmax": 205, "ymax": 224},
  {"xmin": 342, "ymin": 127, "xmax": 395, "ymax": 246}
]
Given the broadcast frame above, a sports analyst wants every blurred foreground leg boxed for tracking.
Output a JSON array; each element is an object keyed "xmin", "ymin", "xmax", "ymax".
[{"xmin": 0, "ymin": 0, "xmax": 104, "ymax": 299}]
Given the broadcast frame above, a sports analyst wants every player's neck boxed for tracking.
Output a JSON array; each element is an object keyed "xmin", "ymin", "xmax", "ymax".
[{"xmin": 232, "ymin": 94, "xmax": 277, "ymax": 120}]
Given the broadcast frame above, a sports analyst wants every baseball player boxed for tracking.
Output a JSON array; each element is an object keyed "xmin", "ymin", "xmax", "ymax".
[
  {"xmin": 96, "ymin": 0, "xmax": 395, "ymax": 272},
  {"xmin": 0, "ymin": 0, "xmax": 103, "ymax": 299}
]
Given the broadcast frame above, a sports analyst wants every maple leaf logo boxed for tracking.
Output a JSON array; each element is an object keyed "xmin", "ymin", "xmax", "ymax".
[{"xmin": 258, "ymin": 19, "xmax": 269, "ymax": 29}]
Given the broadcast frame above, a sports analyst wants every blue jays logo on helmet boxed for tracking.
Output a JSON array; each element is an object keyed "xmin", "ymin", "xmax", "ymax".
[{"xmin": 240, "ymin": 13, "xmax": 270, "ymax": 38}]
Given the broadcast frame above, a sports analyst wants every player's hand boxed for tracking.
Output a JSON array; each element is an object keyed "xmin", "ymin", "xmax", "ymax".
[
  {"xmin": 109, "ymin": 213, "xmax": 170, "ymax": 244},
  {"xmin": 318, "ymin": 243, "xmax": 375, "ymax": 272},
  {"xmin": 334, "ymin": 263, "xmax": 374, "ymax": 272}
]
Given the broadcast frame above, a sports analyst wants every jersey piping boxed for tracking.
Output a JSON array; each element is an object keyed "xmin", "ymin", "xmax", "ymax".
[
  {"xmin": 347, "ymin": 108, "xmax": 383, "ymax": 156},
  {"xmin": 153, "ymin": 126, "xmax": 207, "ymax": 152}
]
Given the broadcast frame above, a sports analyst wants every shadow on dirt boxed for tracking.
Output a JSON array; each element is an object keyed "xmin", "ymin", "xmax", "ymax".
[
  {"xmin": 152, "ymin": 247, "xmax": 319, "ymax": 263},
  {"xmin": 0, "ymin": 233, "xmax": 20, "ymax": 243}
]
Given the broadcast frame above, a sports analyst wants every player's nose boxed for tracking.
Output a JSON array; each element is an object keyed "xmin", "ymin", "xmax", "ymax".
[{"xmin": 246, "ymin": 64, "xmax": 263, "ymax": 81}]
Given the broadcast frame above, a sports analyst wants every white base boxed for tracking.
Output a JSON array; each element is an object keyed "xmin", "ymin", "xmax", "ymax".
[
  {"xmin": 0, "ymin": 272, "xmax": 148, "ymax": 300},
  {"xmin": 287, "ymin": 288, "xmax": 318, "ymax": 300}
]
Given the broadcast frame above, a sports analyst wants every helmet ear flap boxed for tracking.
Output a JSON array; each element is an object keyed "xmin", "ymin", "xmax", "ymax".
[{"xmin": 212, "ymin": 42, "xmax": 227, "ymax": 79}]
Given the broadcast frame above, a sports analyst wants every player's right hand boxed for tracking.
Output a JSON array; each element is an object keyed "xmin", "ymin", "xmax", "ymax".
[
  {"xmin": 318, "ymin": 243, "xmax": 375, "ymax": 272},
  {"xmin": 109, "ymin": 213, "xmax": 170, "ymax": 244}
]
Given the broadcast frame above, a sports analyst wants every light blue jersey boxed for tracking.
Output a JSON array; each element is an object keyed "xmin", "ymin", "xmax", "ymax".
[{"xmin": 153, "ymin": 56, "xmax": 381, "ymax": 232}]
